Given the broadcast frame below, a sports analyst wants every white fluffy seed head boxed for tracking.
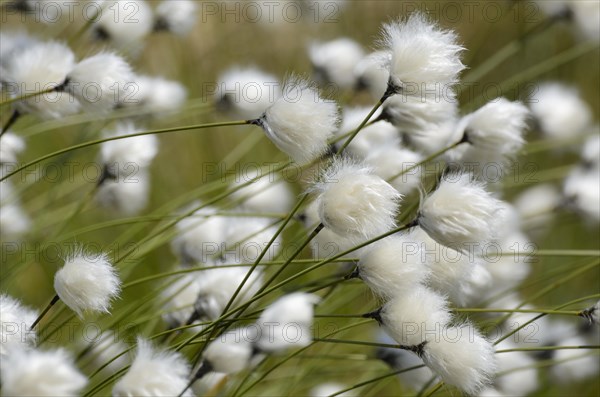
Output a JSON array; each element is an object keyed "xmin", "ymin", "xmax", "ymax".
[
  {"xmin": 563, "ymin": 167, "xmax": 600, "ymax": 222},
  {"xmin": 54, "ymin": 250, "xmax": 121, "ymax": 317},
  {"xmin": 336, "ymin": 106, "xmax": 399, "ymax": 158},
  {"xmin": 0, "ymin": 294, "xmax": 38, "ymax": 355},
  {"xmin": 223, "ymin": 216, "xmax": 282, "ymax": 263},
  {"xmin": 590, "ymin": 300, "xmax": 600, "ymax": 324},
  {"xmin": 66, "ymin": 52, "xmax": 134, "ymax": 114},
  {"xmin": 530, "ymin": 82, "xmax": 592, "ymax": 140},
  {"xmin": 230, "ymin": 168, "xmax": 294, "ymax": 213},
  {"xmin": 155, "ymin": 0, "xmax": 198, "ymax": 36},
  {"xmin": 0, "ymin": 203, "xmax": 31, "ymax": 238},
  {"xmin": 513, "ymin": 184, "xmax": 561, "ymax": 232},
  {"xmin": 194, "ymin": 267, "xmax": 263, "ymax": 320},
  {"xmin": 100, "ymin": 121, "xmax": 158, "ymax": 173},
  {"xmin": 4, "ymin": 40, "xmax": 80, "ymax": 119},
  {"xmin": 93, "ymin": 0, "xmax": 153, "ymax": 50},
  {"xmin": 382, "ymin": 91, "xmax": 458, "ymax": 134},
  {"xmin": 1, "ymin": 347, "xmax": 88, "ymax": 396},
  {"xmin": 84, "ymin": 330, "xmax": 131, "ymax": 375},
  {"xmin": 160, "ymin": 274, "xmax": 201, "ymax": 327},
  {"xmin": 420, "ymin": 172, "xmax": 503, "ymax": 249},
  {"xmin": 256, "ymin": 292, "xmax": 320, "ymax": 353},
  {"xmin": 354, "ymin": 51, "xmax": 391, "ymax": 99},
  {"xmin": 581, "ymin": 133, "xmax": 600, "ymax": 170},
  {"xmin": 261, "ymin": 77, "xmax": 340, "ymax": 164},
  {"xmin": 171, "ymin": 204, "xmax": 228, "ymax": 265},
  {"xmin": 549, "ymin": 335, "xmax": 599, "ymax": 384},
  {"xmin": 455, "ymin": 98, "xmax": 529, "ymax": 156},
  {"xmin": 571, "ymin": 1, "xmax": 600, "ymax": 42},
  {"xmin": 364, "ymin": 145, "xmax": 424, "ymax": 196},
  {"xmin": 312, "ymin": 158, "xmax": 401, "ymax": 240},
  {"xmin": 494, "ymin": 340, "xmax": 539, "ymax": 396},
  {"xmin": 113, "ymin": 338, "xmax": 193, "ymax": 397},
  {"xmin": 421, "ymin": 323, "xmax": 496, "ymax": 395},
  {"xmin": 95, "ymin": 169, "xmax": 151, "ymax": 216},
  {"xmin": 303, "ymin": 199, "xmax": 358, "ymax": 261},
  {"xmin": 409, "ymin": 226, "xmax": 480, "ymax": 307},
  {"xmin": 309, "ymin": 38, "xmax": 365, "ymax": 90},
  {"xmin": 203, "ymin": 326, "xmax": 256, "ymax": 374},
  {"xmin": 381, "ymin": 12, "xmax": 465, "ymax": 93},
  {"xmin": 310, "ymin": 383, "xmax": 351, "ymax": 397},
  {"xmin": 0, "ymin": 132, "xmax": 25, "ymax": 164},
  {"xmin": 124, "ymin": 75, "xmax": 188, "ymax": 114},
  {"xmin": 215, "ymin": 66, "xmax": 280, "ymax": 120},
  {"xmin": 380, "ymin": 286, "xmax": 452, "ymax": 346},
  {"xmin": 357, "ymin": 232, "xmax": 431, "ymax": 299}
]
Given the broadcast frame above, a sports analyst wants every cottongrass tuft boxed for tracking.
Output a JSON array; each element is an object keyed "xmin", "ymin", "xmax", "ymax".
[
  {"xmin": 1, "ymin": 347, "xmax": 88, "ymax": 396},
  {"xmin": 311, "ymin": 158, "xmax": 402, "ymax": 240},
  {"xmin": 256, "ymin": 77, "xmax": 340, "ymax": 164},
  {"xmin": 0, "ymin": 294, "xmax": 38, "ymax": 355},
  {"xmin": 113, "ymin": 338, "xmax": 193, "ymax": 397},
  {"xmin": 419, "ymin": 172, "xmax": 503, "ymax": 249},
  {"xmin": 53, "ymin": 250, "xmax": 121, "ymax": 317}
]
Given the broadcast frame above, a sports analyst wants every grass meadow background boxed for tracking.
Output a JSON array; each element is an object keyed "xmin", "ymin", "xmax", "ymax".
[{"xmin": 1, "ymin": 1, "xmax": 599, "ymax": 396}]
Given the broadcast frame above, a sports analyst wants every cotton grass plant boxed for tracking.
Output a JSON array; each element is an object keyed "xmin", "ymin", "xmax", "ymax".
[{"xmin": 1, "ymin": 3, "xmax": 599, "ymax": 397}]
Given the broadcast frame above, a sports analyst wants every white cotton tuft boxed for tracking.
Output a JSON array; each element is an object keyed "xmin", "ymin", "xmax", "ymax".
[
  {"xmin": 312, "ymin": 159, "xmax": 401, "ymax": 240},
  {"xmin": 448, "ymin": 98, "xmax": 529, "ymax": 170},
  {"xmin": 354, "ymin": 51, "xmax": 390, "ymax": 99},
  {"xmin": 155, "ymin": 0, "xmax": 198, "ymax": 36},
  {"xmin": 382, "ymin": 91, "xmax": 458, "ymax": 134},
  {"xmin": 571, "ymin": 1, "xmax": 600, "ymax": 42},
  {"xmin": 513, "ymin": 184, "xmax": 561, "ymax": 232},
  {"xmin": 381, "ymin": 12, "xmax": 465, "ymax": 93},
  {"xmin": 563, "ymin": 167, "xmax": 600, "ymax": 222},
  {"xmin": 65, "ymin": 52, "xmax": 135, "ymax": 114},
  {"xmin": 256, "ymin": 292, "xmax": 320, "ymax": 353},
  {"xmin": 171, "ymin": 204, "xmax": 228, "ymax": 265},
  {"xmin": 365, "ymin": 145, "xmax": 424, "ymax": 196},
  {"xmin": 95, "ymin": 170, "xmax": 151, "ymax": 216},
  {"xmin": 230, "ymin": 168, "xmax": 294, "ymax": 213},
  {"xmin": 421, "ymin": 323, "xmax": 496, "ymax": 395},
  {"xmin": 357, "ymin": 232, "xmax": 431, "ymax": 300},
  {"xmin": 303, "ymin": 200, "xmax": 358, "ymax": 262},
  {"xmin": 0, "ymin": 203, "xmax": 31, "ymax": 238},
  {"xmin": 125, "ymin": 75, "xmax": 187, "ymax": 114},
  {"xmin": 494, "ymin": 340, "xmax": 539, "ymax": 396},
  {"xmin": 84, "ymin": 330, "xmax": 131, "ymax": 375},
  {"xmin": 160, "ymin": 274, "xmax": 201, "ymax": 327},
  {"xmin": 1, "ymin": 347, "xmax": 87, "ymax": 396},
  {"xmin": 310, "ymin": 383, "xmax": 350, "ymax": 397},
  {"xmin": 0, "ymin": 294, "xmax": 38, "ymax": 355},
  {"xmin": 408, "ymin": 120, "xmax": 458, "ymax": 156},
  {"xmin": 223, "ymin": 216, "xmax": 282, "ymax": 263},
  {"xmin": 93, "ymin": 0, "xmax": 153, "ymax": 50},
  {"xmin": 335, "ymin": 106, "xmax": 398, "ymax": 158},
  {"xmin": 259, "ymin": 77, "xmax": 340, "ymax": 164},
  {"xmin": 485, "ymin": 231, "xmax": 533, "ymax": 297},
  {"xmin": 549, "ymin": 335, "xmax": 599, "ymax": 384},
  {"xmin": 215, "ymin": 67, "xmax": 280, "ymax": 120},
  {"xmin": 113, "ymin": 338, "xmax": 193, "ymax": 397},
  {"xmin": 588, "ymin": 300, "xmax": 600, "ymax": 324},
  {"xmin": 380, "ymin": 286, "xmax": 452, "ymax": 346},
  {"xmin": 309, "ymin": 38, "xmax": 365, "ymax": 90},
  {"xmin": 54, "ymin": 250, "xmax": 121, "ymax": 317},
  {"xmin": 4, "ymin": 40, "xmax": 80, "ymax": 119},
  {"xmin": 0, "ymin": 132, "xmax": 25, "ymax": 164},
  {"xmin": 194, "ymin": 267, "xmax": 263, "ymax": 320},
  {"xmin": 419, "ymin": 172, "xmax": 503, "ymax": 249},
  {"xmin": 203, "ymin": 326, "xmax": 257, "ymax": 374},
  {"xmin": 408, "ymin": 226, "xmax": 480, "ymax": 307},
  {"xmin": 100, "ymin": 121, "xmax": 158, "ymax": 174},
  {"xmin": 529, "ymin": 82, "xmax": 592, "ymax": 140},
  {"xmin": 581, "ymin": 132, "xmax": 600, "ymax": 170}
]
